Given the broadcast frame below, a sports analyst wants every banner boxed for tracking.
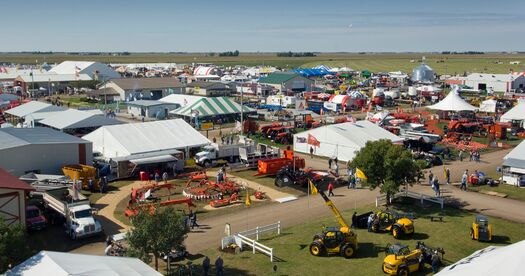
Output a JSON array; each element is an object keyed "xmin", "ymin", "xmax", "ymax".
[
  {"xmin": 307, "ymin": 134, "xmax": 320, "ymax": 147},
  {"xmin": 296, "ymin": 136, "xmax": 307, "ymax": 143}
]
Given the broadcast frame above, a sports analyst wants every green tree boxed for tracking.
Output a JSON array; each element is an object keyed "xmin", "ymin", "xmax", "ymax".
[
  {"xmin": 126, "ymin": 207, "xmax": 189, "ymax": 271},
  {"xmin": 0, "ymin": 218, "xmax": 32, "ymax": 273},
  {"xmin": 350, "ymin": 140, "xmax": 420, "ymax": 202}
]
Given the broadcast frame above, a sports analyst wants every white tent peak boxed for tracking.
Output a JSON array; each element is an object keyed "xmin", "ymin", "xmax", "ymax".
[{"xmin": 427, "ymin": 87, "xmax": 477, "ymax": 111}]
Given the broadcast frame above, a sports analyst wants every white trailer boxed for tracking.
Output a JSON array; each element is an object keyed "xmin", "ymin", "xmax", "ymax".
[
  {"xmin": 239, "ymin": 144, "xmax": 280, "ymax": 167},
  {"xmin": 194, "ymin": 142, "xmax": 255, "ymax": 167},
  {"xmin": 43, "ymin": 187, "xmax": 103, "ymax": 239}
]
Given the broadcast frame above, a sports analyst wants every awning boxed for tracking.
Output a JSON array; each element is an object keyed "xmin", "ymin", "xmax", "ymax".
[
  {"xmin": 509, "ymin": 167, "xmax": 525, "ymax": 174},
  {"xmin": 130, "ymin": 155, "xmax": 178, "ymax": 165},
  {"xmin": 503, "ymin": 158, "xmax": 525, "ymax": 169}
]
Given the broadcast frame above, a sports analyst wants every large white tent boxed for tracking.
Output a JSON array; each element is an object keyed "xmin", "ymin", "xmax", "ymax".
[
  {"xmin": 427, "ymin": 88, "xmax": 477, "ymax": 111},
  {"xmin": 293, "ymin": 120, "xmax": 404, "ymax": 162},
  {"xmin": 500, "ymin": 102, "xmax": 525, "ymax": 123},
  {"xmin": 5, "ymin": 101, "xmax": 66, "ymax": 118},
  {"xmin": 436, "ymin": 240, "xmax": 525, "ymax": 276},
  {"xmin": 8, "ymin": 251, "xmax": 161, "ymax": 276},
  {"xmin": 82, "ymin": 119, "xmax": 210, "ymax": 159}
]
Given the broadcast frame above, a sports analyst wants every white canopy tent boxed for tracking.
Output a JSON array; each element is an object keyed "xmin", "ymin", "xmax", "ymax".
[
  {"xmin": 293, "ymin": 120, "xmax": 403, "ymax": 162},
  {"xmin": 8, "ymin": 251, "xmax": 161, "ymax": 276},
  {"xmin": 436, "ymin": 240, "xmax": 525, "ymax": 276},
  {"xmin": 479, "ymin": 99, "xmax": 497, "ymax": 113},
  {"xmin": 500, "ymin": 102, "xmax": 525, "ymax": 123},
  {"xmin": 427, "ymin": 88, "xmax": 477, "ymax": 112}
]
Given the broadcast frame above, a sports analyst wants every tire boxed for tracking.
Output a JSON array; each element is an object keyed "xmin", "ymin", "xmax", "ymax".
[
  {"xmin": 397, "ymin": 267, "xmax": 409, "ymax": 276},
  {"xmin": 204, "ymin": 160, "xmax": 212, "ymax": 168},
  {"xmin": 340, "ymin": 243, "xmax": 355, "ymax": 258},
  {"xmin": 392, "ymin": 226, "xmax": 402, "ymax": 239},
  {"xmin": 309, "ymin": 241, "xmax": 325, "ymax": 257},
  {"xmin": 275, "ymin": 173, "xmax": 292, "ymax": 187},
  {"xmin": 312, "ymin": 233, "xmax": 323, "ymax": 241},
  {"xmin": 70, "ymin": 230, "xmax": 77, "ymax": 240}
]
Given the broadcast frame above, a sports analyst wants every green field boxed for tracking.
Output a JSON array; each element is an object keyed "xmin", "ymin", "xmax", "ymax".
[
  {"xmin": 2, "ymin": 53, "xmax": 525, "ymax": 74},
  {"xmin": 186, "ymin": 200, "xmax": 525, "ymax": 276}
]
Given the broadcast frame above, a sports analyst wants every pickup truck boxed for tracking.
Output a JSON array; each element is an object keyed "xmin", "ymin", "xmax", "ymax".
[
  {"xmin": 195, "ymin": 142, "xmax": 255, "ymax": 167},
  {"xmin": 43, "ymin": 187, "xmax": 103, "ymax": 239},
  {"xmin": 26, "ymin": 205, "xmax": 47, "ymax": 231}
]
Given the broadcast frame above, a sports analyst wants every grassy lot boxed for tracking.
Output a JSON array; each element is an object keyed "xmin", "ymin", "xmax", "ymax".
[
  {"xmin": 3, "ymin": 53, "xmax": 524, "ymax": 73},
  {"xmin": 113, "ymin": 177, "xmax": 272, "ymax": 226},
  {"xmin": 470, "ymin": 184, "xmax": 525, "ymax": 202},
  {"xmin": 180, "ymin": 199, "xmax": 525, "ymax": 276}
]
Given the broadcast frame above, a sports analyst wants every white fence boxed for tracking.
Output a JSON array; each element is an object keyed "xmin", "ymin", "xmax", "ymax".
[
  {"xmin": 221, "ymin": 221, "xmax": 281, "ymax": 262},
  {"xmin": 376, "ymin": 190, "xmax": 444, "ymax": 209}
]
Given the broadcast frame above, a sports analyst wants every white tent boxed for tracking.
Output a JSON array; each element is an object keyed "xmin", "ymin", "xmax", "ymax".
[
  {"xmin": 416, "ymin": 85, "xmax": 442, "ymax": 92},
  {"xmin": 5, "ymin": 101, "xmax": 66, "ymax": 118},
  {"xmin": 82, "ymin": 119, "xmax": 210, "ymax": 159},
  {"xmin": 436, "ymin": 240, "xmax": 525, "ymax": 276},
  {"xmin": 38, "ymin": 109, "xmax": 122, "ymax": 130},
  {"xmin": 8, "ymin": 250, "xmax": 161, "ymax": 276},
  {"xmin": 479, "ymin": 99, "xmax": 497, "ymax": 113},
  {"xmin": 427, "ymin": 88, "xmax": 477, "ymax": 112},
  {"xmin": 500, "ymin": 102, "xmax": 525, "ymax": 123},
  {"xmin": 293, "ymin": 120, "xmax": 404, "ymax": 162}
]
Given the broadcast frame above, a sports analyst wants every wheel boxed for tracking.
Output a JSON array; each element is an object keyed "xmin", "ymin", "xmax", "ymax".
[
  {"xmin": 204, "ymin": 160, "xmax": 212, "ymax": 168},
  {"xmin": 340, "ymin": 243, "xmax": 355, "ymax": 258},
  {"xmin": 275, "ymin": 173, "xmax": 292, "ymax": 187},
  {"xmin": 309, "ymin": 241, "xmax": 325, "ymax": 257},
  {"xmin": 397, "ymin": 267, "xmax": 409, "ymax": 276},
  {"xmin": 392, "ymin": 226, "xmax": 402, "ymax": 239},
  {"xmin": 70, "ymin": 230, "xmax": 77, "ymax": 240},
  {"xmin": 312, "ymin": 233, "xmax": 323, "ymax": 241}
]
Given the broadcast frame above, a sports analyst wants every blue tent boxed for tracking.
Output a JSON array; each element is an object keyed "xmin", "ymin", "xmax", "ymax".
[{"xmin": 291, "ymin": 68, "xmax": 333, "ymax": 77}]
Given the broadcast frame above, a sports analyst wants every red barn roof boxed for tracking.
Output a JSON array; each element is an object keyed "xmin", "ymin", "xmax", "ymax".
[{"xmin": 0, "ymin": 168, "xmax": 34, "ymax": 190}]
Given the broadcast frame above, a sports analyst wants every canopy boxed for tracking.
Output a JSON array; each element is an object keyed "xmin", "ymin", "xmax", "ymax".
[
  {"xmin": 479, "ymin": 99, "xmax": 497, "ymax": 113},
  {"xmin": 427, "ymin": 88, "xmax": 477, "ymax": 111},
  {"xmin": 8, "ymin": 250, "xmax": 162, "ymax": 276},
  {"xmin": 436, "ymin": 240, "xmax": 525, "ymax": 276},
  {"xmin": 500, "ymin": 102, "xmax": 525, "ymax": 123},
  {"xmin": 293, "ymin": 120, "xmax": 403, "ymax": 162},
  {"xmin": 38, "ymin": 109, "xmax": 122, "ymax": 130},
  {"xmin": 291, "ymin": 68, "xmax": 333, "ymax": 77},
  {"xmin": 416, "ymin": 85, "xmax": 442, "ymax": 92},
  {"xmin": 170, "ymin": 97, "xmax": 254, "ymax": 118}
]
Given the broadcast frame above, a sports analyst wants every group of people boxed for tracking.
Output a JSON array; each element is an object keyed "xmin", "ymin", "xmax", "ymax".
[
  {"xmin": 216, "ymin": 164, "xmax": 227, "ymax": 183},
  {"xmin": 328, "ymin": 157, "xmax": 339, "ymax": 176},
  {"xmin": 427, "ymin": 171, "xmax": 443, "ymax": 197},
  {"xmin": 184, "ymin": 209, "xmax": 200, "ymax": 229},
  {"xmin": 88, "ymin": 176, "xmax": 108, "ymax": 193},
  {"xmin": 458, "ymin": 149, "xmax": 481, "ymax": 162},
  {"xmin": 201, "ymin": 255, "xmax": 224, "ymax": 276},
  {"xmin": 153, "ymin": 171, "xmax": 170, "ymax": 184}
]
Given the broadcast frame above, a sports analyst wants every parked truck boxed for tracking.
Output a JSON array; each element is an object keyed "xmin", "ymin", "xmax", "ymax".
[
  {"xmin": 194, "ymin": 141, "xmax": 255, "ymax": 167},
  {"xmin": 43, "ymin": 187, "xmax": 103, "ymax": 239}
]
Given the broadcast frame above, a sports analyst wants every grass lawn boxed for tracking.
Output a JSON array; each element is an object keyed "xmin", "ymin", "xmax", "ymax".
[
  {"xmin": 184, "ymin": 199, "xmax": 525, "ymax": 276},
  {"xmin": 113, "ymin": 178, "xmax": 272, "ymax": 226},
  {"xmin": 469, "ymin": 183, "xmax": 525, "ymax": 202}
]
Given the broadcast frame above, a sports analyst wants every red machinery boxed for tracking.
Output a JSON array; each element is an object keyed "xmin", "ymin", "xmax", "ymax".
[
  {"xmin": 260, "ymin": 123, "xmax": 283, "ymax": 135},
  {"xmin": 129, "ymin": 182, "xmax": 174, "ymax": 205},
  {"xmin": 209, "ymin": 193, "xmax": 240, "ymax": 208},
  {"xmin": 254, "ymin": 150, "xmax": 305, "ymax": 176},
  {"xmin": 243, "ymin": 120, "xmax": 259, "ymax": 135},
  {"xmin": 124, "ymin": 198, "xmax": 195, "ymax": 217},
  {"xmin": 183, "ymin": 178, "xmax": 243, "ymax": 200}
]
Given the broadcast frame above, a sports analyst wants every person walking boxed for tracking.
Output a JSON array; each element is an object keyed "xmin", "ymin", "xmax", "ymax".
[
  {"xmin": 334, "ymin": 162, "xmax": 339, "ymax": 177},
  {"xmin": 215, "ymin": 256, "xmax": 224, "ymax": 276},
  {"xmin": 328, "ymin": 158, "xmax": 333, "ymax": 170},
  {"xmin": 351, "ymin": 212, "xmax": 357, "ymax": 229},
  {"xmin": 459, "ymin": 150, "xmax": 464, "ymax": 161},
  {"xmin": 461, "ymin": 170, "xmax": 468, "ymax": 191},
  {"xmin": 445, "ymin": 168, "xmax": 451, "ymax": 185},
  {"xmin": 367, "ymin": 213, "xmax": 375, "ymax": 232},
  {"xmin": 162, "ymin": 171, "xmax": 169, "ymax": 184},
  {"xmin": 327, "ymin": 182, "xmax": 335, "ymax": 196},
  {"xmin": 216, "ymin": 169, "xmax": 224, "ymax": 183},
  {"xmin": 309, "ymin": 146, "xmax": 314, "ymax": 158},
  {"xmin": 431, "ymin": 251, "xmax": 441, "ymax": 273},
  {"xmin": 190, "ymin": 210, "xmax": 199, "ymax": 229},
  {"xmin": 202, "ymin": 256, "xmax": 210, "ymax": 276},
  {"xmin": 433, "ymin": 177, "xmax": 440, "ymax": 197},
  {"xmin": 154, "ymin": 172, "xmax": 160, "ymax": 184},
  {"xmin": 428, "ymin": 171, "xmax": 434, "ymax": 186}
]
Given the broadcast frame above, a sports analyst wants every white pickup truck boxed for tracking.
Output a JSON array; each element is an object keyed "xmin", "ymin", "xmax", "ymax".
[
  {"xmin": 43, "ymin": 187, "xmax": 103, "ymax": 239},
  {"xmin": 195, "ymin": 142, "xmax": 255, "ymax": 167}
]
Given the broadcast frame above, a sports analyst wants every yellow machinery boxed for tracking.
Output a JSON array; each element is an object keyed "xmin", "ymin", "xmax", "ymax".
[
  {"xmin": 382, "ymin": 242, "xmax": 443, "ymax": 276},
  {"xmin": 372, "ymin": 210, "xmax": 414, "ymax": 239},
  {"xmin": 309, "ymin": 180, "xmax": 358, "ymax": 258},
  {"xmin": 62, "ymin": 164, "xmax": 99, "ymax": 190},
  {"xmin": 470, "ymin": 215, "xmax": 492, "ymax": 242}
]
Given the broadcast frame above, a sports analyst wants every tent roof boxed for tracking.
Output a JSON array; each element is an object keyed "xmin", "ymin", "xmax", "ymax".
[
  {"xmin": 49, "ymin": 61, "xmax": 95, "ymax": 74},
  {"xmin": 259, "ymin": 72, "xmax": 303, "ymax": 84},
  {"xmin": 170, "ymin": 97, "xmax": 254, "ymax": 118},
  {"xmin": 8, "ymin": 250, "xmax": 162, "ymax": 276},
  {"xmin": 501, "ymin": 103, "xmax": 525, "ymax": 122},
  {"xmin": 5, "ymin": 101, "xmax": 66, "ymax": 118},
  {"xmin": 504, "ymin": 140, "xmax": 525, "ymax": 163},
  {"xmin": 108, "ymin": 77, "xmax": 184, "ymax": 90},
  {"xmin": 160, "ymin": 94, "xmax": 203, "ymax": 106},
  {"xmin": 436, "ymin": 240, "xmax": 525, "ymax": 276},
  {"xmin": 38, "ymin": 109, "xmax": 122, "ymax": 130},
  {"xmin": 82, "ymin": 119, "xmax": 210, "ymax": 158},
  {"xmin": 427, "ymin": 89, "xmax": 477, "ymax": 111},
  {"xmin": 291, "ymin": 68, "xmax": 333, "ymax": 77},
  {"xmin": 17, "ymin": 73, "xmax": 92, "ymax": 82}
]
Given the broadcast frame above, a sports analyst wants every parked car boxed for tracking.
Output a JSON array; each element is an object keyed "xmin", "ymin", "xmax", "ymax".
[{"xmin": 26, "ymin": 205, "xmax": 47, "ymax": 231}]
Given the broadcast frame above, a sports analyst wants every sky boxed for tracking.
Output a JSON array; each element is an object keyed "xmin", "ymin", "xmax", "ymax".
[{"xmin": 1, "ymin": 0, "xmax": 524, "ymax": 52}]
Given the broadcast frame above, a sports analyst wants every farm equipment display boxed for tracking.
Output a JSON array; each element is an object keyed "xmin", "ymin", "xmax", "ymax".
[
  {"xmin": 470, "ymin": 215, "xmax": 492, "ymax": 242},
  {"xmin": 309, "ymin": 179, "xmax": 358, "ymax": 258},
  {"xmin": 254, "ymin": 150, "xmax": 305, "ymax": 176},
  {"xmin": 382, "ymin": 242, "xmax": 445, "ymax": 276},
  {"xmin": 274, "ymin": 167, "xmax": 328, "ymax": 187},
  {"xmin": 182, "ymin": 179, "xmax": 244, "ymax": 200},
  {"xmin": 371, "ymin": 210, "xmax": 414, "ymax": 239},
  {"xmin": 209, "ymin": 193, "xmax": 240, "ymax": 208},
  {"xmin": 239, "ymin": 143, "xmax": 280, "ymax": 167},
  {"xmin": 125, "ymin": 181, "xmax": 195, "ymax": 217},
  {"xmin": 62, "ymin": 164, "xmax": 100, "ymax": 190},
  {"xmin": 124, "ymin": 198, "xmax": 195, "ymax": 217}
]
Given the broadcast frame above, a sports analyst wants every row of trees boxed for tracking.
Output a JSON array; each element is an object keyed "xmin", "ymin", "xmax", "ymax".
[
  {"xmin": 276, "ymin": 51, "xmax": 316, "ymax": 57},
  {"xmin": 441, "ymin": 51, "xmax": 485, "ymax": 55},
  {"xmin": 218, "ymin": 50, "xmax": 240, "ymax": 57}
]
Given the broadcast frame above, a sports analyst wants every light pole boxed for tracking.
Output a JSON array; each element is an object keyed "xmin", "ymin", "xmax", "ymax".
[{"xmin": 240, "ymin": 79, "xmax": 244, "ymax": 135}]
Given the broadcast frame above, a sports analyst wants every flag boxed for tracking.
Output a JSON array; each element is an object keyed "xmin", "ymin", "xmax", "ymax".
[
  {"xmin": 309, "ymin": 180, "xmax": 318, "ymax": 195},
  {"xmin": 355, "ymin": 168, "xmax": 367, "ymax": 179},
  {"xmin": 307, "ymin": 134, "xmax": 320, "ymax": 147},
  {"xmin": 245, "ymin": 190, "xmax": 251, "ymax": 206}
]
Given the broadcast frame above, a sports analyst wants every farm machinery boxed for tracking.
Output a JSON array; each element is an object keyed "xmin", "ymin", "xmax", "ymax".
[
  {"xmin": 124, "ymin": 182, "xmax": 195, "ymax": 217},
  {"xmin": 309, "ymin": 179, "xmax": 358, "ymax": 258},
  {"xmin": 274, "ymin": 167, "xmax": 329, "ymax": 187},
  {"xmin": 62, "ymin": 164, "xmax": 100, "ymax": 190},
  {"xmin": 181, "ymin": 172, "xmax": 246, "ymax": 208},
  {"xmin": 470, "ymin": 215, "xmax": 492, "ymax": 242},
  {"xmin": 382, "ymin": 242, "xmax": 445, "ymax": 275},
  {"xmin": 254, "ymin": 150, "xmax": 305, "ymax": 176},
  {"xmin": 369, "ymin": 210, "xmax": 415, "ymax": 239}
]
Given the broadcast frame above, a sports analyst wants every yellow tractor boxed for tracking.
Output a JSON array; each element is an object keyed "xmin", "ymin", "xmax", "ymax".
[
  {"xmin": 382, "ymin": 242, "xmax": 444, "ymax": 276},
  {"xmin": 470, "ymin": 215, "xmax": 492, "ymax": 242},
  {"xmin": 309, "ymin": 180, "xmax": 358, "ymax": 258},
  {"xmin": 372, "ymin": 210, "xmax": 414, "ymax": 239}
]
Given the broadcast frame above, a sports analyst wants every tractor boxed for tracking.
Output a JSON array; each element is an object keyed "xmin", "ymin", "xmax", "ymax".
[
  {"xmin": 470, "ymin": 215, "xmax": 492, "ymax": 242},
  {"xmin": 309, "ymin": 180, "xmax": 358, "ymax": 258},
  {"xmin": 274, "ymin": 167, "xmax": 327, "ymax": 188},
  {"xmin": 382, "ymin": 242, "xmax": 444, "ymax": 276},
  {"xmin": 371, "ymin": 210, "xmax": 414, "ymax": 239}
]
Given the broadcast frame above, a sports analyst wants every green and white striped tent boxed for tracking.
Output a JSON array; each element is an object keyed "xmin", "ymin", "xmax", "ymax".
[{"xmin": 170, "ymin": 97, "xmax": 255, "ymax": 118}]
